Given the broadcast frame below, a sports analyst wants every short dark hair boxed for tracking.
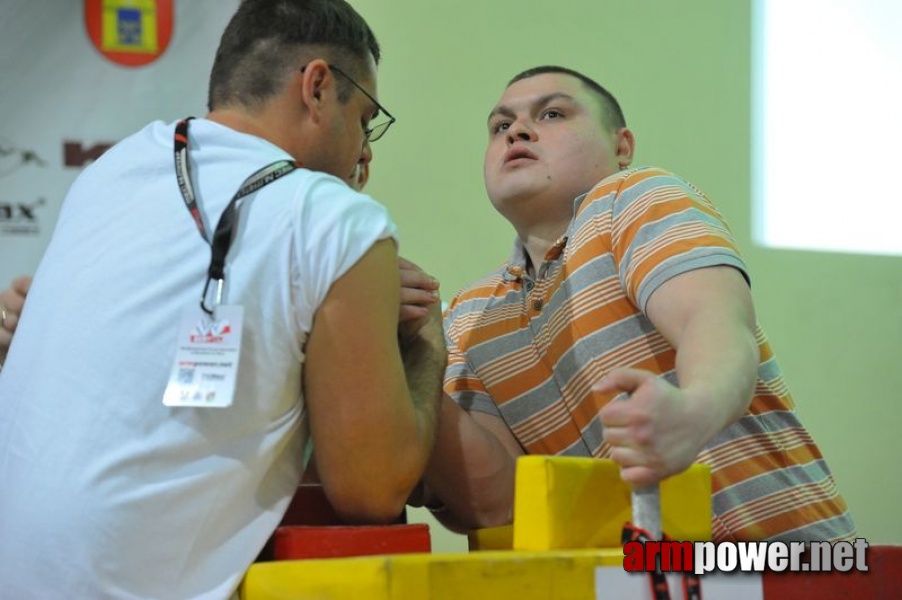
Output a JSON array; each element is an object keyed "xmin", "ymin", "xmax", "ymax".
[
  {"xmin": 508, "ymin": 66, "xmax": 626, "ymax": 131},
  {"xmin": 207, "ymin": 0, "xmax": 381, "ymax": 111}
]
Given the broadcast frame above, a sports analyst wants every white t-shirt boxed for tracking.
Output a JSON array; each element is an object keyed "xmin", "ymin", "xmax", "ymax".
[{"xmin": 0, "ymin": 119, "xmax": 397, "ymax": 599}]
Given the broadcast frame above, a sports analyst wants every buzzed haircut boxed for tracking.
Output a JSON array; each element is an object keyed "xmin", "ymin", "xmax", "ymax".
[
  {"xmin": 207, "ymin": 0, "xmax": 380, "ymax": 111},
  {"xmin": 508, "ymin": 66, "xmax": 626, "ymax": 131}
]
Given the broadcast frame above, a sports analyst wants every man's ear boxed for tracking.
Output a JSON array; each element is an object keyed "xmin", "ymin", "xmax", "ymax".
[
  {"xmin": 615, "ymin": 127, "xmax": 636, "ymax": 169},
  {"xmin": 299, "ymin": 59, "xmax": 332, "ymax": 123}
]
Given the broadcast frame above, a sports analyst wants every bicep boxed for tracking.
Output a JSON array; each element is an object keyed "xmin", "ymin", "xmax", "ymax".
[{"xmin": 644, "ymin": 266, "xmax": 756, "ymax": 349}]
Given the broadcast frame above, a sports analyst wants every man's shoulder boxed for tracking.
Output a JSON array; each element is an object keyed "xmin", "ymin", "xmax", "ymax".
[
  {"xmin": 444, "ymin": 263, "xmax": 512, "ymax": 320},
  {"xmin": 575, "ymin": 167, "xmax": 704, "ymax": 223},
  {"xmin": 586, "ymin": 166, "xmax": 685, "ymax": 200}
]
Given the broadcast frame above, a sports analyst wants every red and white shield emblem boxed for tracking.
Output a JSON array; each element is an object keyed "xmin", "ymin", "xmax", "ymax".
[{"xmin": 84, "ymin": 0, "xmax": 173, "ymax": 67}]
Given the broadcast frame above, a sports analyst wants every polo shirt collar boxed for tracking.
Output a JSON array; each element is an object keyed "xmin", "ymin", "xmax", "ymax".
[{"xmin": 503, "ymin": 192, "xmax": 587, "ymax": 282}]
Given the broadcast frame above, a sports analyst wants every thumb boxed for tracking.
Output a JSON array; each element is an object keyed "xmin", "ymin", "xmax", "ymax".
[{"xmin": 594, "ymin": 367, "xmax": 655, "ymax": 395}]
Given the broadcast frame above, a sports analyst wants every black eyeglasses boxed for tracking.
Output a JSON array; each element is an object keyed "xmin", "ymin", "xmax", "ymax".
[{"xmin": 300, "ymin": 63, "xmax": 396, "ymax": 143}]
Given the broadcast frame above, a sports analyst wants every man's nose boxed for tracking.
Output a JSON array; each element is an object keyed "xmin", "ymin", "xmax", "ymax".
[
  {"xmin": 359, "ymin": 140, "xmax": 373, "ymax": 166},
  {"xmin": 506, "ymin": 119, "xmax": 536, "ymax": 144}
]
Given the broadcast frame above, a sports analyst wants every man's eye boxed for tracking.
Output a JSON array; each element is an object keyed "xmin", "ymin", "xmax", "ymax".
[
  {"xmin": 491, "ymin": 121, "xmax": 511, "ymax": 134},
  {"xmin": 541, "ymin": 109, "xmax": 563, "ymax": 120}
]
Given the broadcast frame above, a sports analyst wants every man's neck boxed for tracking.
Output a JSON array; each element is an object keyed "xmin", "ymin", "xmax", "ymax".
[
  {"xmin": 515, "ymin": 217, "xmax": 570, "ymax": 278},
  {"xmin": 497, "ymin": 191, "xmax": 575, "ymax": 277},
  {"xmin": 207, "ymin": 106, "xmax": 303, "ymax": 162},
  {"xmin": 207, "ymin": 109, "xmax": 267, "ymax": 137}
]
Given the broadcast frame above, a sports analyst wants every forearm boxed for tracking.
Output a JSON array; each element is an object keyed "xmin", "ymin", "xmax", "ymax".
[
  {"xmin": 400, "ymin": 333, "xmax": 446, "ymax": 464},
  {"xmin": 421, "ymin": 396, "xmax": 519, "ymax": 533}
]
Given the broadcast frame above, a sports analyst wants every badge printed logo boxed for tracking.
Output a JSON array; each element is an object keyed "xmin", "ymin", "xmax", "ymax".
[{"xmin": 189, "ymin": 318, "xmax": 231, "ymax": 344}]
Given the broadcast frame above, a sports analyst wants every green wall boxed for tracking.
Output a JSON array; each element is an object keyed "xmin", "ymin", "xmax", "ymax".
[{"xmin": 348, "ymin": 0, "xmax": 900, "ymax": 550}]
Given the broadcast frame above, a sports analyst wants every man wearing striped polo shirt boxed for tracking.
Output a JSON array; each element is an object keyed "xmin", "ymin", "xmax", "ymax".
[{"xmin": 414, "ymin": 66, "xmax": 855, "ymax": 542}]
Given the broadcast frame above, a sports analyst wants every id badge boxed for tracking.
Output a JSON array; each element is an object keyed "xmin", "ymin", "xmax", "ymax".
[{"xmin": 163, "ymin": 305, "xmax": 244, "ymax": 408}]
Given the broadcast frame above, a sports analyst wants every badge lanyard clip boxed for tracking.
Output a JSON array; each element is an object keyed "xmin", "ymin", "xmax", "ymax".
[{"xmin": 201, "ymin": 276, "xmax": 224, "ymax": 316}]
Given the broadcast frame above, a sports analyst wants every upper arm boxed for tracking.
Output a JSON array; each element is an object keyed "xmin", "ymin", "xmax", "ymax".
[
  {"xmin": 442, "ymin": 333, "xmax": 523, "ymax": 469},
  {"xmin": 303, "ymin": 238, "xmax": 422, "ymax": 521},
  {"xmin": 645, "ymin": 265, "xmax": 756, "ymax": 349}
]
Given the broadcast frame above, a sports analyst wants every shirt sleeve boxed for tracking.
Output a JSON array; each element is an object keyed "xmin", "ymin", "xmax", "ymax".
[
  {"xmin": 607, "ymin": 168, "xmax": 750, "ymax": 313},
  {"xmin": 292, "ymin": 174, "xmax": 398, "ymax": 330}
]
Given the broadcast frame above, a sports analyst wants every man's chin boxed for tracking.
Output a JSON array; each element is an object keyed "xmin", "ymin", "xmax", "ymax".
[
  {"xmin": 487, "ymin": 173, "xmax": 545, "ymax": 201},
  {"xmin": 488, "ymin": 188, "xmax": 548, "ymax": 218}
]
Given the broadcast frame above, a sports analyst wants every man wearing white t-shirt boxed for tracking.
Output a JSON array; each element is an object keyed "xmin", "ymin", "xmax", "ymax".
[{"xmin": 0, "ymin": 1, "xmax": 444, "ymax": 598}]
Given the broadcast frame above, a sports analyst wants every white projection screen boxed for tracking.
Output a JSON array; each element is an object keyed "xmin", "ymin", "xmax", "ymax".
[{"xmin": 753, "ymin": 0, "xmax": 902, "ymax": 256}]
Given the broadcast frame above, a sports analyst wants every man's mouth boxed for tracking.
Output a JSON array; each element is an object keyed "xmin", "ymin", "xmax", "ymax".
[{"xmin": 503, "ymin": 146, "xmax": 538, "ymax": 166}]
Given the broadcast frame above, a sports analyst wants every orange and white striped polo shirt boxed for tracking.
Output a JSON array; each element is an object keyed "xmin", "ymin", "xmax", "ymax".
[{"xmin": 444, "ymin": 167, "xmax": 855, "ymax": 542}]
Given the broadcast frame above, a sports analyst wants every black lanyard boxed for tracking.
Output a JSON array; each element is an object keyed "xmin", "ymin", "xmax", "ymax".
[{"xmin": 173, "ymin": 117, "xmax": 300, "ymax": 314}]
